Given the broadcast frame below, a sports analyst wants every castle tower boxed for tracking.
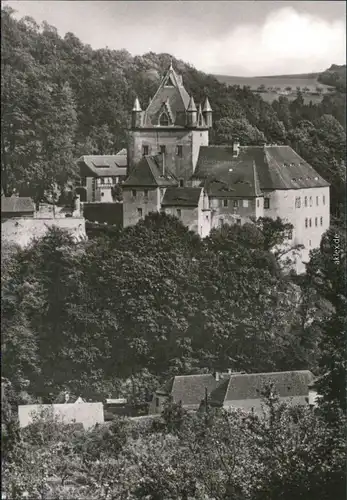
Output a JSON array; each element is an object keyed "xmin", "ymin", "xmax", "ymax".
[
  {"xmin": 131, "ymin": 97, "xmax": 143, "ymax": 128},
  {"xmin": 202, "ymin": 97, "xmax": 213, "ymax": 128},
  {"xmin": 186, "ymin": 96, "xmax": 197, "ymax": 128}
]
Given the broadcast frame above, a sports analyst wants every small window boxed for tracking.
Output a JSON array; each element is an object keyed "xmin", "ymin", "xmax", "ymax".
[
  {"xmin": 101, "ymin": 192, "xmax": 104, "ymax": 197},
  {"xmin": 159, "ymin": 113, "xmax": 169, "ymax": 126},
  {"xmin": 304, "ymin": 196, "xmax": 308, "ymax": 207},
  {"xmin": 144, "ymin": 189, "xmax": 149, "ymax": 199},
  {"xmin": 176, "ymin": 145, "xmax": 183, "ymax": 157},
  {"xmin": 309, "ymin": 239, "xmax": 312, "ymax": 247},
  {"xmin": 132, "ymin": 189, "xmax": 137, "ymax": 198},
  {"xmin": 80, "ymin": 177, "xmax": 87, "ymax": 187},
  {"xmin": 287, "ymin": 230, "xmax": 293, "ymax": 240},
  {"xmin": 137, "ymin": 208, "xmax": 143, "ymax": 217},
  {"xmin": 257, "ymin": 199, "xmax": 260, "ymax": 208},
  {"xmin": 320, "ymin": 216, "xmax": 323, "ymax": 226},
  {"xmin": 160, "ymin": 145, "xmax": 166, "ymax": 154},
  {"xmin": 179, "ymin": 179, "xmax": 184, "ymax": 187},
  {"xmin": 236, "ymin": 219, "xmax": 241, "ymax": 225},
  {"xmin": 233, "ymin": 200, "xmax": 238, "ymax": 208},
  {"xmin": 100, "ymin": 178, "xmax": 105, "ymax": 185},
  {"xmin": 243, "ymin": 200, "xmax": 249, "ymax": 208},
  {"xmin": 323, "ymin": 195, "xmax": 326, "ymax": 205},
  {"xmin": 223, "ymin": 199, "xmax": 228, "ymax": 208},
  {"xmin": 316, "ymin": 196, "xmax": 319, "ymax": 206},
  {"xmin": 205, "ymin": 215, "xmax": 209, "ymax": 221},
  {"xmin": 160, "ymin": 188, "xmax": 164, "ymax": 200},
  {"xmin": 177, "ymin": 209, "xmax": 181, "ymax": 217},
  {"xmin": 295, "ymin": 197, "xmax": 301, "ymax": 208},
  {"xmin": 264, "ymin": 198, "xmax": 270, "ymax": 209},
  {"xmin": 309, "ymin": 196, "xmax": 313, "ymax": 207},
  {"xmin": 305, "ymin": 218, "xmax": 308, "ymax": 228},
  {"xmin": 315, "ymin": 217, "xmax": 318, "ymax": 227},
  {"xmin": 155, "ymin": 397, "xmax": 159, "ymax": 408},
  {"xmin": 309, "ymin": 218, "xmax": 312, "ymax": 227},
  {"xmin": 143, "ymin": 145, "xmax": 149, "ymax": 156}
]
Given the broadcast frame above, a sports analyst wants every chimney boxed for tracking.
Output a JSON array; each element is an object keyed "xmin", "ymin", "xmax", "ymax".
[{"xmin": 233, "ymin": 140, "xmax": 240, "ymax": 157}]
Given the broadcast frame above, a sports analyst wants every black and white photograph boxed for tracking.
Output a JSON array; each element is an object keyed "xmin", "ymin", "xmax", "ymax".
[{"xmin": 1, "ymin": 0, "xmax": 346, "ymax": 498}]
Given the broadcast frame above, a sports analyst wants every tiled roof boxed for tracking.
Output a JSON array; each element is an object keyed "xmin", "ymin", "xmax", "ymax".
[
  {"xmin": 160, "ymin": 374, "xmax": 218, "ymax": 408},
  {"xmin": 123, "ymin": 156, "xmax": 178, "ymax": 187},
  {"xmin": 77, "ymin": 153, "xmax": 127, "ymax": 178},
  {"xmin": 194, "ymin": 145, "xmax": 329, "ymax": 193},
  {"xmin": 162, "ymin": 187, "xmax": 202, "ymax": 207},
  {"xmin": 209, "ymin": 370, "xmax": 315, "ymax": 406},
  {"xmin": 1, "ymin": 197, "xmax": 35, "ymax": 214}
]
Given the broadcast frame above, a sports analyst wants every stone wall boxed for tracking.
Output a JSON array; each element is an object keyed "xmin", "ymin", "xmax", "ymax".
[
  {"xmin": 1, "ymin": 217, "xmax": 86, "ymax": 248},
  {"xmin": 123, "ymin": 187, "xmax": 160, "ymax": 228},
  {"xmin": 18, "ymin": 403, "xmax": 104, "ymax": 430}
]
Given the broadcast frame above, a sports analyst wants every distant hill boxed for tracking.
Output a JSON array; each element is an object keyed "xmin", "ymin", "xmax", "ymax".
[{"xmin": 317, "ymin": 64, "xmax": 346, "ymax": 92}]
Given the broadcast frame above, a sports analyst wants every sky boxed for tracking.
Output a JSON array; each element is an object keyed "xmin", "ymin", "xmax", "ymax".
[{"xmin": 4, "ymin": 1, "xmax": 346, "ymax": 76}]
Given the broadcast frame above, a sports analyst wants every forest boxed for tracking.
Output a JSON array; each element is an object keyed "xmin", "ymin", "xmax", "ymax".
[
  {"xmin": 1, "ymin": 7, "xmax": 346, "ymax": 219},
  {"xmin": 1, "ymin": 6, "xmax": 346, "ymax": 499}
]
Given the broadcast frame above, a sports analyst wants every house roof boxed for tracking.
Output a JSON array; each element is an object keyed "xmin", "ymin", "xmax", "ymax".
[
  {"xmin": 1, "ymin": 197, "xmax": 35, "ymax": 214},
  {"xmin": 194, "ymin": 145, "xmax": 329, "ymax": 194},
  {"xmin": 143, "ymin": 64, "xmax": 191, "ymax": 127},
  {"xmin": 209, "ymin": 370, "xmax": 315, "ymax": 406},
  {"xmin": 160, "ymin": 374, "xmax": 218, "ymax": 408},
  {"xmin": 77, "ymin": 152, "xmax": 127, "ymax": 178},
  {"xmin": 123, "ymin": 156, "xmax": 178, "ymax": 187},
  {"xmin": 161, "ymin": 187, "xmax": 202, "ymax": 207}
]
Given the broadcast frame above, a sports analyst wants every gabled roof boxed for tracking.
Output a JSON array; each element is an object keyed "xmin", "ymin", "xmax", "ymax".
[
  {"xmin": 143, "ymin": 64, "xmax": 190, "ymax": 127},
  {"xmin": 194, "ymin": 145, "xmax": 329, "ymax": 193},
  {"xmin": 1, "ymin": 197, "xmax": 35, "ymax": 214},
  {"xmin": 123, "ymin": 156, "xmax": 178, "ymax": 187},
  {"xmin": 78, "ymin": 153, "xmax": 127, "ymax": 178},
  {"xmin": 159, "ymin": 374, "xmax": 218, "ymax": 408},
  {"xmin": 162, "ymin": 187, "xmax": 202, "ymax": 207},
  {"xmin": 209, "ymin": 370, "xmax": 315, "ymax": 406}
]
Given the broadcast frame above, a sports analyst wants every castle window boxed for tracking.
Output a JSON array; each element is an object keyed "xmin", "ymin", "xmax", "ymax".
[
  {"xmin": 159, "ymin": 113, "xmax": 169, "ymax": 126},
  {"xmin": 315, "ymin": 217, "xmax": 318, "ymax": 227},
  {"xmin": 160, "ymin": 145, "xmax": 166, "ymax": 154},
  {"xmin": 243, "ymin": 199, "xmax": 249, "ymax": 208},
  {"xmin": 257, "ymin": 199, "xmax": 260, "ymax": 208},
  {"xmin": 233, "ymin": 200, "xmax": 239, "ymax": 208},
  {"xmin": 101, "ymin": 192, "xmax": 104, "ymax": 197},
  {"xmin": 137, "ymin": 208, "xmax": 143, "ymax": 217},
  {"xmin": 143, "ymin": 145, "xmax": 149, "ymax": 156},
  {"xmin": 316, "ymin": 196, "xmax": 319, "ymax": 206},
  {"xmin": 80, "ymin": 177, "xmax": 87, "ymax": 187},
  {"xmin": 264, "ymin": 198, "xmax": 270, "ymax": 209},
  {"xmin": 295, "ymin": 197, "xmax": 301, "ymax": 208},
  {"xmin": 320, "ymin": 216, "xmax": 323, "ymax": 226},
  {"xmin": 144, "ymin": 189, "xmax": 149, "ymax": 200},
  {"xmin": 287, "ymin": 229, "xmax": 293, "ymax": 240},
  {"xmin": 309, "ymin": 196, "xmax": 313, "ymax": 207},
  {"xmin": 132, "ymin": 189, "xmax": 137, "ymax": 198},
  {"xmin": 100, "ymin": 178, "xmax": 105, "ymax": 185},
  {"xmin": 236, "ymin": 219, "xmax": 241, "ymax": 225},
  {"xmin": 176, "ymin": 145, "xmax": 183, "ymax": 157},
  {"xmin": 309, "ymin": 240, "xmax": 312, "ymax": 246},
  {"xmin": 179, "ymin": 179, "xmax": 184, "ymax": 187},
  {"xmin": 155, "ymin": 397, "xmax": 160, "ymax": 408},
  {"xmin": 309, "ymin": 218, "xmax": 312, "ymax": 227},
  {"xmin": 305, "ymin": 218, "xmax": 308, "ymax": 228},
  {"xmin": 177, "ymin": 209, "xmax": 181, "ymax": 218},
  {"xmin": 223, "ymin": 199, "xmax": 228, "ymax": 208},
  {"xmin": 304, "ymin": 196, "xmax": 308, "ymax": 207},
  {"xmin": 323, "ymin": 195, "xmax": 326, "ymax": 205}
]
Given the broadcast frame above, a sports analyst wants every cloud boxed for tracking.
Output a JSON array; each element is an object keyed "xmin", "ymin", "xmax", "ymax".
[{"xmin": 168, "ymin": 7, "xmax": 346, "ymax": 75}]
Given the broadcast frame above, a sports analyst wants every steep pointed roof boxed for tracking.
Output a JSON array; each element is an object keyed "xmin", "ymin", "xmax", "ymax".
[
  {"xmin": 203, "ymin": 97, "xmax": 212, "ymax": 112},
  {"xmin": 132, "ymin": 97, "xmax": 142, "ymax": 111},
  {"xmin": 187, "ymin": 96, "xmax": 197, "ymax": 112},
  {"xmin": 123, "ymin": 156, "xmax": 178, "ymax": 187},
  {"xmin": 143, "ymin": 63, "xmax": 191, "ymax": 126}
]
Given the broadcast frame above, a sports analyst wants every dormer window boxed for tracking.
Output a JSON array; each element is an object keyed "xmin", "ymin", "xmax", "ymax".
[{"xmin": 159, "ymin": 113, "xmax": 169, "ymax": 126}]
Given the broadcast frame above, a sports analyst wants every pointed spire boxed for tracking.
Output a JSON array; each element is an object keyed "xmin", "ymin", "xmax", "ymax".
[
  {"xmin": 187, "ymin": 95, "xmax": 197, "ymax": 112},
  {"xmin": 203, "ymin": 97, "xmax": 212, "ymax": 112},
  {"xmin": 132, "ymin": 97, "xmax": 142, "ymax": 112}
]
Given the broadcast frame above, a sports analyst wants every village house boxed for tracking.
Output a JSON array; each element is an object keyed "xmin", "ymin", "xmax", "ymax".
[
  {"xmin": 148, "ymin": 370, "xmax": 316, "ymax": 416},
  {"xmin": 1, "ymin": 196, "xmax": 35, "ymax": 220},
  {"xmin": 120, "ymin": 62, "xmax": 330, "ymax": 273}
]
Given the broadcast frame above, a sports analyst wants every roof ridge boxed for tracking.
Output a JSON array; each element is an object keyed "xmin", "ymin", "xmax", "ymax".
[{"xmin": 229, "ymin": 370, "xmax": 313, "ymax": 377}]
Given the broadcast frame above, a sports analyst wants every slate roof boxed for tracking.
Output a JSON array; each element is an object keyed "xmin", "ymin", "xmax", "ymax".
[
  {"xmin": 209, "ymin": 370, "xmax": 315, "ymax": 406},
  {"xmin": 194, "ymin": 145, "xmax": 329, "ymax": 194},
  {"xmin": 161, "ymin": 187, "xmax": 202, "ymax": 207},
  {"xmin": 143, "ymin": 65, "xmax": 191, "ymax": 127},
  {"xmin": 1, "ymin": 197, "xmax": 35, "ymax": 214},
  {"xmin": 123, "ymin": 156, "xmax": 178, "ymax": 187},
  {"xmin": 159, "ymin": 374, "xmax": 218, "ymax": 408},
  {"xmin": 77, "ymin": 152, "xmax": 127, "ymax": 178}
]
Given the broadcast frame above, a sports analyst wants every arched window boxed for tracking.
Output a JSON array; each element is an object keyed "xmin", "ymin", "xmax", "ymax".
[{"xmin": 159, "ymin": 113, "xmax": 169, "ymax": 126}]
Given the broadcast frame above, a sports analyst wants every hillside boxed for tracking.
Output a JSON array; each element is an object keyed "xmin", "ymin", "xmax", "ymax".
[{"xmin": 1, "ymin": 7, "xmax": 345, "ymax": 219}]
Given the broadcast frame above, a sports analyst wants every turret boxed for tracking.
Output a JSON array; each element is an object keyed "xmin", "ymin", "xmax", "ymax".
[
  {"xmin": 186, "ymin": 96, "xmax": 197, "ymax": 128},
  {"xmin": 202, "ymin": 97, "xmax": 213, "ymax": 128},
  {"xmin": 131, "ymin": 97, "xmax": 143, "ymax": 128}
]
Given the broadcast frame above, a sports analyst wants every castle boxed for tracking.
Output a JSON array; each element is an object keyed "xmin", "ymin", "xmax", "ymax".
[{"xmin": 78, "ymin": 63, "xmax": 330, "ymax": 273}]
